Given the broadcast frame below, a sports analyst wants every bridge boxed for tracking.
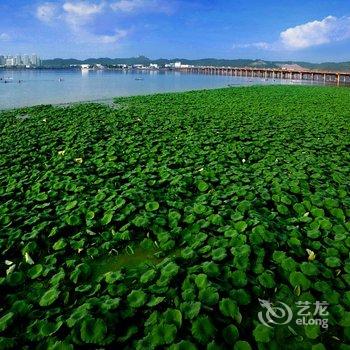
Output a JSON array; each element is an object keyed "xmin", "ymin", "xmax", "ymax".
[{"xmin": 177, "ymin": 66, "xmax": 350, "ymax": 85}]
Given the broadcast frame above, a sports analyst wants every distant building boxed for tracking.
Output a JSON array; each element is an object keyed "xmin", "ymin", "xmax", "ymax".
[
  {"xmin": 95, "ymin": 64, "xmax": 104, "ymax": 69},
  {"xmin": 16, "ymin": 54, "xmax": 22, "ymax": 66},
  {"xmin": 22, "ymin": 55, "xmax": 30, "ymax": 67},
  {"xmin": 6, "ymin": 57, "xmax": 15, "ymax": 66},
  {"xmin": 0, "ymin": 53, "xmax": 41, "ymax": 67},
  {"xmin": 31, "ymin": 54, "xmax": 38, "ymax": 66},
  {"xmin": 166, "ymin": 61, "xmax": 182, "ymax": 69},
  {"xmin": 149, "ymin": 63, "xmax": 159, "ymax": 69}
]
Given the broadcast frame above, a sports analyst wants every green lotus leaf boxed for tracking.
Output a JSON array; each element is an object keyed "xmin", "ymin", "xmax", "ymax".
[
  {"xmin": 140, "ymin": 269, "xmax": 157, "ymax": 284},
  {"xmin": 212, "ymin": 247, "xmax": 227, "ymax": 261},
  {"xmin": 127, "ymin": 290, "xmax": 147, "ymax": 308},
  {"xmin": 231, "ymin": 270, "xmax": 247, "ymax": 287},
  {"xmin": 194, "ymin": 274, "xmax": 208, "ymax": 289},
  {"xmin": 199, "ymin": 286, "xmax": 219, "ymax": 306},
  {"xmin": 6, "ymin": 272, "xmax": 24, "ymax": 286},
  {"xmin": 253, "ymin": 324, "xmax": 273, "ymax": 343},
  {"xmin": 169, "ymin": 340, "xmax": 197, "ymax": 350},
  {"xmin": 289, "ymin": 271, "xmax": 311, "ymax": 290},
  {"xmin": 164, "ymin": 309, "xmax": 182, "ymax": 328},
  {"xmin": 234, "ymin": 340, "xmax": 252, "ymax": 350},
  {"xmin": 49, "ymin": 341, "xmax": 74, "ymax": 350},
  {"xmin": 180, "ymin": 302, "xmax": 201, "ymax": 320},
  {"xmin": 181, "ymin": 247, "xmax": 195, "ymax": 260},
  {"xmin": 52, "ymin": 238, "xmax": 66, "ymax": 251},
  {"xmin": 145, "ymin": 201, "xmax": 159, "ymax": 212},
  {"xmin": 197, "ymin": 180, "xmax": 209, "ymax": 192},
  {"xmin": 193, "ymin": 203, "xmax": 207, "ymax": 215},
  {"xmin": 339, "ymin": 312, "xmax": 350, "ymax": 327},
  {"xmin": 39, "ymin": 320, "xmax": 63, "ymax": 336},
  {"xmin": 161, "ymin": 262, "xmax": 179, "ymax": 279},
  {"xmin": 325, "ymin": 257, "xmax": 341, "ymax": 268},
  {"xmin": 258, "ymin": 271, "xmax": 275, "ymax": 289},
  {"xmin": 147, "ymin": 296, "xmax": 165, "ymax": 307},
  {"xmin": 223, "ymin": 325, "xmax": 239, "ymax": 345},
  {"xmin": 202, "ymin": 262, "xmax": 220, "ymax": 277},
  {"xmin": 65, "ymin": 200, "xmax": 78, "ymax": 211},
  {"xmin": 0, "ymin": 312, "xmax": 14, "ymax": 332},
  {"xmin": 0, "ymin": 337, "xmax": 16, "ymax": 349},
  {"xmin": 65, "ymin": 214, "xmax": 81, "ymax": 226},
  {"xmin": 219, "ymin": 298, "xmax": 238, "ymax": 319},
  {"xmin": 28, "ymin": 264, "xmax": 43, "ymax": 279},
  {"xmin": 39, "ymin": 288, "xmax": 60, "ymax": 307},
  {"xmin": 168, "ymin": 210, "xmax": 181, "ymax": 222},
  {"xmin": 80, "ymin": 318, "xmax": 107, "ymax": 344},
  {"xmin": 105, "ymin": 271, "xmax": 123, "ymax": 284},
  {"xmin": 115, "ymin": 197, "xmax": 126, "ymax": 209},
  {"xmin": 191, "ymin": 316, "xmax": 216, "ymax": 344},
  {"xmin": 150, "ymin": 323, "xmax": 177, "ymax": 346},
  {"xmin": 277, "ymin": 204, "xmax": 289, "ymax": 215},
  {"xmin": 300, "ymin": 262, "xmax": 319, "ymax": 276},
  {"xmin": 101, "ymin": 211, "xmax": 114, "ymax": 225},
  {"xmin": 234, "ymin": 221, "xmax": 247, "ymax": 233},
  {"xmin": 36, "ymin": 193, "xmax": 48, "ymax": 201}
]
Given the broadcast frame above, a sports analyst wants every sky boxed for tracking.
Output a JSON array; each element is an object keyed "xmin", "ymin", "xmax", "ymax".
[{"xmin": 1, "ymin": 0, "xmax": 350, "ymax": 62}]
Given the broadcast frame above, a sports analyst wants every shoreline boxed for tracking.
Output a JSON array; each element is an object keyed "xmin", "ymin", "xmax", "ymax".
[{"xmin": 1, "ymin": 82, "xmax": 348, "ymax": 112}]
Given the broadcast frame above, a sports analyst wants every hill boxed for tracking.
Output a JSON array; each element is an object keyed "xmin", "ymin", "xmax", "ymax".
[{"xmin": 42, "ymin": 56, "xmax": 350, "ymax": 71}]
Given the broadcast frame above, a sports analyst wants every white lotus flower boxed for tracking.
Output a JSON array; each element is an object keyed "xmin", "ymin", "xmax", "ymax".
[
  {"xmin": 58, "ymin": 150, "xmax": 65, "ymax": 156},
  {"xmin": 5, "ymin": 260, "xmax": 14, "ymax": 266},
  {"xmin": 75, "ymin": 158, "xmax": 83, "ymax": 164},
  {"xmin": 242, "ymin": 159, "xmax": 246, "ymax": 163},
  {"xmin": 6, "ymin": 264, "xmax": 16, "ymax": 275},
  {"xmin": 25, "ymin": 252, "xmax": 34, "ymax": 265},
  {"xmin": 306, "ymin": 249, "xmax": 316, "ymax": 261}
]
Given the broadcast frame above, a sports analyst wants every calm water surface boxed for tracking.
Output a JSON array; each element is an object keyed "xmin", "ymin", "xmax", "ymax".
[{"xmin": 0, "ymin": 68, "xmax": 321, "ymax": 109}]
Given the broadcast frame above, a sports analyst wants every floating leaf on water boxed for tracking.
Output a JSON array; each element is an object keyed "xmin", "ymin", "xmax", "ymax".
[
  {"xmin": 39, "ymin": 288, "xmax": 60, "ymax": 307},
  {"xmin": 145, "ymin": 201, "xmax": 160, "ymax": 212},
  {"xmin": 127, "ymin": 290, "xmax": 147, "ymax": 308}
]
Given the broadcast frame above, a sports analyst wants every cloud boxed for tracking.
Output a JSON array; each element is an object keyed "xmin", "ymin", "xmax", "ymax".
[
  {"xmin": 35, "ymin": 0, "xmax": 177, "ymax": 45},
  {"xmin": 63, "ymin": 1, "xmax": 104, "ymax": 27},
  {"xmin": 110, "ymin": 0, "xmax": 174, "ymax": 14},
  {"xmin": 63, "ymin": 1, "xmax": 104, "ymax": 17},
  {"xmin": 36, "ymin": 2, "xmax": 59, "ymax": 23},
  {"xmin": 0, "ymin": 33, "xmax": 10, "ymax": 41},
  {"xmin": 280, "ymin": 16, "xmax": 350, "ymax": 49},
  {"xmin": 79, "ymin": 29, "xmax": 129, "ymax": 44},
  {"xmin": 232, "ymin": 42, "xmax": 271, "ymax": 50}
]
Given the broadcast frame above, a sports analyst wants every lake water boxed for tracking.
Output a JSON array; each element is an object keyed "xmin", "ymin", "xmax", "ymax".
[{"xmin": 0, "ymin": 68, "xmax": 321, "ymax": 109}]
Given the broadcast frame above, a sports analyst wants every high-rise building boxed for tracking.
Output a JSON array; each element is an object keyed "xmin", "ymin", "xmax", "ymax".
[
  {"xmin": 5, "ymin": 57, "xmax": 15, "ymax": 66},
  {"xmin": 22, "ymin": 54, "xmax": 30, "ymax": 66},
  {"xmin": 0, "ymin": 53, "xmax": 41, "ymax": 67},
  {"xmin": 16, "ymin": 54, "xmax": 22, "ymax": 66},
  {"xmin": 31, "ymin": 54, "xmax": 38, "ymax": 66}
]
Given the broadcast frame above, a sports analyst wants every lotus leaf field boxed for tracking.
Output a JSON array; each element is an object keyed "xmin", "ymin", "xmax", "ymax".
[{"xmin": 0, "ymin": 85, "xmax": 350, "ymax": 350}]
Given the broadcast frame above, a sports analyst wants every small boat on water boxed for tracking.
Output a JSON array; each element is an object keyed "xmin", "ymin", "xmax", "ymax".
[{"xmin": 135, "ymin": 77, "xmax": 144, "ymax": 81}]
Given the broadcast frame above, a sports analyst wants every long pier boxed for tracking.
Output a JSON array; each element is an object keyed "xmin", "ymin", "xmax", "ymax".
[{"xmin": 178, "ymin": 66, "xmax": 350, "ymax": 85}]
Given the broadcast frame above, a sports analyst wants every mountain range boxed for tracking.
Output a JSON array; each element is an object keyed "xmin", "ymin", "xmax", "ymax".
[{"xmin": 42, "ymin": 56, "xmax": 350, "ymax": 72}]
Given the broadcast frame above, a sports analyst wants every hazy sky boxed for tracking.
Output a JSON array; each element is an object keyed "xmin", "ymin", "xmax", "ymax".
[{"xmin": 1, "ymin": 0, "xmax": 350, "ymax": 62}]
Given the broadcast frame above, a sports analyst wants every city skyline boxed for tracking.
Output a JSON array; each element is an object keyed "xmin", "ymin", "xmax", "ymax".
[
  {"xmin": 0, "ymin": 53, "xmax": 41, "ymax": 67},
  {"xmin": 1, "ymin": 1, "xmax": 350, "ymax": 62}
]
